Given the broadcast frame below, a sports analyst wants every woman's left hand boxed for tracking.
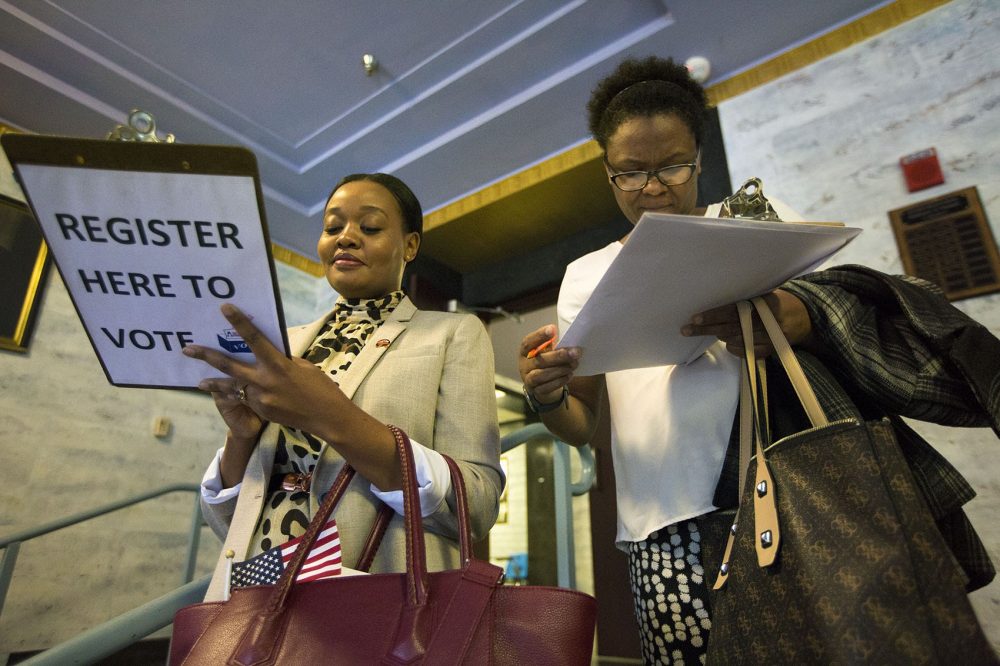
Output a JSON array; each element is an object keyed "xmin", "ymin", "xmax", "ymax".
[
  {"xmin": 680, "ymin": 289, "xmax": 815, "ymax": 358},
  {"xmin": 183, "ymin": 303, "xmax": 347, "ymax": 436}
]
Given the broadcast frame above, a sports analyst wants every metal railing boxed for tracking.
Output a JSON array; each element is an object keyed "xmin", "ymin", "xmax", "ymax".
[
  {"xmin": 0, "ymin": 483, "xmax": 206, "ymax": 665},
  {"xmin": 18, "ymin": 575, "xmax": 211, "ymax": 666},
  {"xmin": 500, "ymin": 423, "xmax": 596, "ymax": 589}
]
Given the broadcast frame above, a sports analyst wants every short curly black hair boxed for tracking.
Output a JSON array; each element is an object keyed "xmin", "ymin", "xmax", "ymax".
[{"xmin": 586, "ymin": 56, "xmax": 708, "ymax": 151}]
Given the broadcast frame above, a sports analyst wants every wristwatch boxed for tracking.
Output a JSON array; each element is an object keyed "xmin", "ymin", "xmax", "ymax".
[{"xmin": 522, "ymin": 385, "xmax": 569, "ymax": 414}]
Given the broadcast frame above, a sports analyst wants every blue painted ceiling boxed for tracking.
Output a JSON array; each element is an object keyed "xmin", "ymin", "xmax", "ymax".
[{"xmin": 1, "ymin": 0, "xmax": 890, "ymax": 268}]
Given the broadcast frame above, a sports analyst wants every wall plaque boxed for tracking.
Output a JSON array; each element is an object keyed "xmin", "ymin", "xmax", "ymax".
[{"xmin": 888, "ymin": 186, "xmax": 1000, "ymax": 301}]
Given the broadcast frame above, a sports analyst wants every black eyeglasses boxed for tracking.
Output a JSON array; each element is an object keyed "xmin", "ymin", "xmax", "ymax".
[{"xmin": 605, "ymin": 151, "xmax": 700, "ymax": 192}]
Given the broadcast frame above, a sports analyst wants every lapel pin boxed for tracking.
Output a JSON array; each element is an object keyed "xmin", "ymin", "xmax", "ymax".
[{"xmin": 376, "ymin": 339, "xmax": 390, "ymax": 348}]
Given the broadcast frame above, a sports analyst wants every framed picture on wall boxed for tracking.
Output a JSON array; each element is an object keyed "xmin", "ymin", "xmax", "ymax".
[{"xmin": 0, "ymin": 193, "xmax": 51, "ymax": 352}]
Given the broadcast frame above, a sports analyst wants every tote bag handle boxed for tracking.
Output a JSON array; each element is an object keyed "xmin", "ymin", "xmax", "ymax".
[
  {"xmin": 750, "ymin": 297, "xmax": 827, "ymax": 427},
  {"xmin": 714, "ymin": 296, "xmax": 832, "ymax": 588}
]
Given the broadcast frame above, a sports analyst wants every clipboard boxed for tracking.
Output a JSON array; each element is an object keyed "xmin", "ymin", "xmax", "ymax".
[
  {"xmin": 1, "ymin": 133, "xmax": 290, "ymax": 389},
  {"xmin": 558, "ymin": 212, "xmax": 862, "ymax": 375}
]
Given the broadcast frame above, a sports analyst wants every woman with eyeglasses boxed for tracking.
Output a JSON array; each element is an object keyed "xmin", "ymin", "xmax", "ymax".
[{"xmin": 518, "ymin": 56, "xmax": 999, "ymax": 664}]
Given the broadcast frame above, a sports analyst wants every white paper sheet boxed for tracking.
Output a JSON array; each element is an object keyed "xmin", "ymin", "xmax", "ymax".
[{"xmin": 558, "ymin": 213, "xmax": 862, "ymax": 375}]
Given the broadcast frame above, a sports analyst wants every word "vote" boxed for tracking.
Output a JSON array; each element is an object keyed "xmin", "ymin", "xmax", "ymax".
[{"xmin": 101, "ymin": 327, "xmax": 194, "ymax": 351}]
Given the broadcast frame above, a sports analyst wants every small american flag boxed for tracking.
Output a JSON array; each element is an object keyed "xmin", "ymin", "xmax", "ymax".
[{"xmin": 230, "ymin": 518, "xmax": 342, "ymax": 589}]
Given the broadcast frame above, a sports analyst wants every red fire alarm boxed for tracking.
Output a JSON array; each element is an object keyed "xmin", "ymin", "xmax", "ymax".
[{"xmin": 900, "ymin": 147, "xmax": 945, "ymax": 192}]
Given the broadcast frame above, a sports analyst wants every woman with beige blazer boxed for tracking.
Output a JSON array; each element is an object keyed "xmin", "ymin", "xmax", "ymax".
[{"xmin": 182, "ymin": 173, "xmax": 503, "ymax": 602}]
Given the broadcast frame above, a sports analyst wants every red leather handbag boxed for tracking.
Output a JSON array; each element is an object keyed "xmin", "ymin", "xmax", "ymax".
[{"xmin": 169, "ymin": 426, "xmax": 597, "ymax": 665}]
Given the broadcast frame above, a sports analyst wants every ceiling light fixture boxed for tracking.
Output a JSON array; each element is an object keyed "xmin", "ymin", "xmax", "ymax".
[
  {"xmin": 362, "ymin": 54, "xmax": 378, "ymax": 76},
  {"xmin": 685, "ymin": 56, "xmax": 711, "ymax": 84}
]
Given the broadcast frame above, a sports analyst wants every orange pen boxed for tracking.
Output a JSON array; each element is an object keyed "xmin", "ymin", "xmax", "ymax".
[{"xmin": 527, "ymin": 335, "xmax": 556, "ymax": 359}]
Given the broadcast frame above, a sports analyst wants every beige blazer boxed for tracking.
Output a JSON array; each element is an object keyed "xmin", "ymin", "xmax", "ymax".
[{"xmin": 203, "ymin": 297, "xmax": 502, "ymax": 601}]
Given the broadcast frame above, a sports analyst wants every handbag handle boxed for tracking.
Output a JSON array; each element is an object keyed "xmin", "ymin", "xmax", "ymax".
[
  {"xmin": 739, "ymin": 301, "xmax": 781, "ymax": 570},
  {"xmin": 750, "ymin": 297, "xmax": 827, "ymax": 427},
  {"xmin": 714, "ymin": 300, "xmax": 780, "ymax": 588},
  {"xmin": 355, "ymin": 502, "xmax": 396, "ymax": 572},
  {"xmin": 351, "ymin": 447, "xmax": 475, "ymax": 573},
  {"xmin": 228, "ymin": 425, "xmax": 487, "ymax": 666},
  {"xmin": 714, "ymin": 296, "xmax": 831, "ymax": 588}
]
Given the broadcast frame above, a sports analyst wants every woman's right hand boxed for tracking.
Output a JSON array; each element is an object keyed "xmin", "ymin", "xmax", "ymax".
[
  {"xmin": 210, "ymin": 386, "xmax": 264, "ymax": 440},
  {"xmin": 206, "ymin": 382, "xmax": 265, "ymax": 488},
  {"xmin": 518, "ymin": 324, "xmax": 580, "ymax": 403}
]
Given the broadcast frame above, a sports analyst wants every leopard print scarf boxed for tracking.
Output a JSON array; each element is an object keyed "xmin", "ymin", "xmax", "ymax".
[{"xmin": 247, "ymin": 291, "xmax": 404, "ymax": 555}]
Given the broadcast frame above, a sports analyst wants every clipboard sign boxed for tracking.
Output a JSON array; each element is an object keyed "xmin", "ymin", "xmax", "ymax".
[{"xmin": 1, "ymin": 133, "xmax": 290, "ymax": 389}]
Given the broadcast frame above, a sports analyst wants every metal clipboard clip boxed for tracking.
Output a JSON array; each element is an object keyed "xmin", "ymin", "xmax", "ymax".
[
  {"xmin": 106, "ymin": 108, "xmax": 175, "ymax": 143},
  {"xmin": 719, "ymin": 177, "xmax": 782, "ymax": 222}
]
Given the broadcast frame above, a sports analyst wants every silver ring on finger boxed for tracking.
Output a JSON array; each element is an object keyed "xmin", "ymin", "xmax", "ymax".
[{"xmin": 238, "ymin": 385, "xmax": 248, "ymax": 403}]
